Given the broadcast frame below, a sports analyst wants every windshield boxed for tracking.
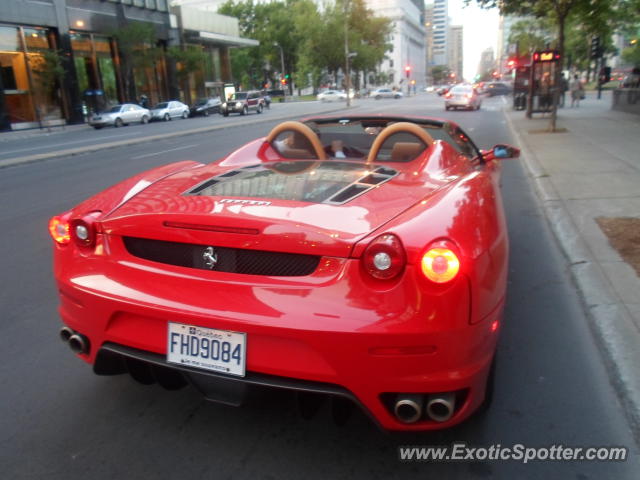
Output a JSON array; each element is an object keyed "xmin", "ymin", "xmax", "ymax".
[
  {"xmin": 154, "ymin": 102, "xmax": 168, "ymax": 109},
  {"xmin": 108, "ymin": 105, "xmax": 123, "ymax": 113},
  {"xmin": 232, "ymin": 93, "xmax": 247, "ymax": 100},
  {"xmin": 195, "ymin": 99, "xmax": 208, "ymax": 105}
]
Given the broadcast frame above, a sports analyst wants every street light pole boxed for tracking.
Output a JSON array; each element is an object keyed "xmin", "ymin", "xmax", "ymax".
[
  {"xmin": 344, "ymin": 0, "xmax": 351, "ymax": 107},
  {"xmin": 274, "ymin": 42, "xmax": 285, "ymax": 87}
]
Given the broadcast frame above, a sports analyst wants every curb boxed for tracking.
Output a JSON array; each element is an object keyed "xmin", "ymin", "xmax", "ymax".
[
  {"xmin": 0, "ymin": 104, "xmax": 358, "ymax": 170},
  {"xmin": 503, "ymin": 108, "xmax": 640, "ymax": 443}
]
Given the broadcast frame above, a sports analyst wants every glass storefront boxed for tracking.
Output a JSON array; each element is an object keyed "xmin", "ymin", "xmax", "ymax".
[{"xmin": 0, "ymin": 25, "xmax": 63, "ymax": 127}]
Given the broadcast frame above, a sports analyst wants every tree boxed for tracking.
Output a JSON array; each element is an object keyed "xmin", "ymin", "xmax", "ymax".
[
  {"xmin": 475, "ymin": 0, "xmax": 614, "ymax": 131},
  {"xmin": 30, "ymin": 49, "xmax": 66, "ymax": 125},
  {"xmin": 167, "ymin": 45, "xmax": 207, "ymax": 104},
  {"xmin": 111, "ymin": 22, "xmax": 163, "ymax": 102},
  {"xmin": 431, "ymin": 65, "xmax": 451, "ymax": 84}
]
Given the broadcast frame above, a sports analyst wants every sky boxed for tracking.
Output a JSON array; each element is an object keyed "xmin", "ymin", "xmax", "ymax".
[{"xmin": 446, "ymin": 0, "xmax": 500, "ymax": 80}]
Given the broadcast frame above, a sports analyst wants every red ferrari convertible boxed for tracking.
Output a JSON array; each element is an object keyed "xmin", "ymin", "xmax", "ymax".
[{"xmin": 49, "ymin": 115, "xmax": 519, "ymax": 431}]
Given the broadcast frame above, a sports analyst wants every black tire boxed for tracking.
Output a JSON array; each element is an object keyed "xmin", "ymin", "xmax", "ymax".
[
  {"xmin": 163, "ymin": 113, "xmax": 170, "ymax": 122},
  {"xmin": 223, "ymin": 111, "xmax": 229, "ymax": 117},
  {"xmin": 92, "ymin": 125, "xmax": 103, "ymax": 130},
  {"xmin": 445, "ymin": 106, "xmax": 450, "ymax": 111},
  {"xmin": 257, "ymin": 104, "xmax": 263, "ymax": 114},
  {"xmin": 140, "ymin": 115, "xmax": 149, "ymax": 125},
  {"xmin": 181, "ymin": 110, "xmax": 188, "ymax": 119},
  {"xmin": 203, "ymin": 110, "xmax": 209, "ymax": 117},
  {"xmin": 375, "ymin": 95, "xmax": 381, "ymax": 100},
  {"xmin": 241, "ymin": 105, "xmax": 248, "ymax": 116},
  {"xmin": 114, "ymin": 118, "xmax": 123, "ymax": 128}
]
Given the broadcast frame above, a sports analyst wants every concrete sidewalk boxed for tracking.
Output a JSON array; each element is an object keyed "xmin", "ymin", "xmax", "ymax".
[{"xmin": 505, "ymin": 90, "xmax": 640, "ymax": 437}]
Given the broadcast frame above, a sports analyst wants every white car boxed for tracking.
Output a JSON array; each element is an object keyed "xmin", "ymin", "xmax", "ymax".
[
  {"xmin": 317, "ymin": 90, "xmax": 347, "ymax": 102},
  {"xmin": 150, "ymin": 100, "xmax": 190, "ymax": 121},
  {"xmin": 88, "ymin": 104, "xmax": 150, "ymax": 129},
  {"xmin": 371, "ymin": 88, "xmax": 403, "ymax": 99},
  {"xmin": 444, "ymin": 85, "xmax": 482, "ymax": 111}
]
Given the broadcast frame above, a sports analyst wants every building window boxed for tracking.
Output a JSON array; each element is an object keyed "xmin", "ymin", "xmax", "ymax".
[{"xmin": 0, "ymin": 26, "xmax": 64, "ymax": 126}]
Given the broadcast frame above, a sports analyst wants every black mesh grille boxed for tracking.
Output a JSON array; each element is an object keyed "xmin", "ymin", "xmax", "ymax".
[{"xmin": 123, "ymin": 237, "xmax": 320, "ymax": 276}]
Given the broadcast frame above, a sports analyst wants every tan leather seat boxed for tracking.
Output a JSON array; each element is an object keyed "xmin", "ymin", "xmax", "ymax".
[{"xmin": 391, "ymin": 142, "xmax": 425, "ymax": 162}]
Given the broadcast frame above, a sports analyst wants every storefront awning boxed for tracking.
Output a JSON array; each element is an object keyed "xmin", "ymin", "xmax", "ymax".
[{"xmin": 196, "ymin": 31, "xmax": 259, "ymax": 47}]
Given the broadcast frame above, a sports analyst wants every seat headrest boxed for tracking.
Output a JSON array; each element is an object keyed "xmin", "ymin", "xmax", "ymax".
[{"xmin": 391, "ymin": 142, "xmax": 425, "ymax": 162}]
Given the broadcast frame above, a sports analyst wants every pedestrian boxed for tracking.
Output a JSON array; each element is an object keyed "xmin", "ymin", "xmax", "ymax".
[
  {"xmin": 560, "ymin": 73, "xmax": 568, "ymax": 108},
  {"xmin": 570, "ymin": 74, "xmax": 583, "ymax": 107}
]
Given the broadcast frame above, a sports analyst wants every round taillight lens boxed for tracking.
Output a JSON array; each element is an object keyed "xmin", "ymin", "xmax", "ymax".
[
  {"xmin": 421, "ymin": 247, "xmax": 460, "ymax": 283},
  {"xmin": 48, "ymin": 216, "xmax": 71, "ymax": 245},
  {"xmin": 70, "ymin": 216, "xmax": 96, "ymax": 247},
  {"xmin": 363, "ymin": 234, "xmax": 406, "ymax": 280}
]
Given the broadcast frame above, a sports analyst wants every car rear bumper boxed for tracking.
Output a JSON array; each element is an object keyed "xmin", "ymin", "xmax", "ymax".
[{"xmin": 54, "ymin": 238, "xmax": 502, "ymax": 431}]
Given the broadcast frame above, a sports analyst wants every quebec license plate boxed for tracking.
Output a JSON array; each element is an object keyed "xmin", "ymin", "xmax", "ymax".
[{"xmin": 167, "ymin": 322, "xmax": 246, "ymax": 377}]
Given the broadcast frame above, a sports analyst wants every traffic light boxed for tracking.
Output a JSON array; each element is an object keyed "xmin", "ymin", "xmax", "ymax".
[
  {"xmin": 280, "ymin": 78, "xmax": 287, "ymax": 85},
  {"xmin": 405, "ymin": 65, "xmax": 411, "ymax": 78},
  {"xmin": 590, "ymin": 37, "xmax": 601, "ymax": 59}
]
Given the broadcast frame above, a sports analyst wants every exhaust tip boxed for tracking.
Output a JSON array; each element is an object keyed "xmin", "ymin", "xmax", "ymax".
[
  {"xmin": 426, "ymin": 393, "xmax": 456, "ymax": 423},
  {"xmin": 59, "ymin": 326, "xmax": 74, "ymax": 343},
  {"xmin": 68, "ymin": 334, "xmax": 90, "ymax": 355},
  {"xmin": 394, "ymin": 394, "xmax": 423, "ymax": 424}
]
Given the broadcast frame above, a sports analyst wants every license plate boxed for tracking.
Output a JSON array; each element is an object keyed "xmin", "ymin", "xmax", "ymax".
[{"xmin": 167, "ymin": 322, "xmax": 246, "ymax": 377}]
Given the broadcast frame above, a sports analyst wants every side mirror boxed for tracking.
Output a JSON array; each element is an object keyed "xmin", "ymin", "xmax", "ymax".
[{"xmin": 482, "ymin": 144, "xmax": 520, "ymax": 162}]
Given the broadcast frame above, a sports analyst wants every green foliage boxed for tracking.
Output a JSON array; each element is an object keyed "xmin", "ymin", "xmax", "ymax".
[
  {"xmin": 167, "ymin": 45, "xmax": 207, "ymax": 80},
  {"xmin": 32, "ymin": 49, "xmax": 65, "ymax": 94},
  {"xmin": 430, "ymin": 65, "xmax": 451, "ymax": 84},
  {"xmin": 622, "ymin": 43, "xmax": 640, "ymax": 67},
  {"xmin": 218, "ymin": 0, "xmax": 392, "ymax": 90},
  {"xmin": 508, "ymin": 18, "xmax": 552, "ymax": 55},
  {"xmin": 112, "ymin": 22, "xmax": 162, "ymax": 69}
]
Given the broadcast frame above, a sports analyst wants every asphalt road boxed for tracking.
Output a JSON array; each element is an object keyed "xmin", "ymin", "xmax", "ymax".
[{"xmin": 0, "ymin": 94, "xmax": 638, "ymax": 479}]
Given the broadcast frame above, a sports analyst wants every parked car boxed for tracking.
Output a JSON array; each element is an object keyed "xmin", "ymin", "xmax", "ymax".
[
  {"xmin": 444, "ymin": 84, "xmax": 482, "ymax": 111},
  {"xmin": 221, "ymin": 91, "xmax": 264, "ymax": 116},
  {"xmin": 49, "ymin": 114, "xmax": 520, "ymax": 431},
  {"xmin": 371, "ymin": 88, "xmax": 403, "ymax": 99},
  {"xmin": 88, "ymin": 104, "xmax": 150, "ymax": 129},
  {"xmin": 436, "ymin": 85, "xmax": 450, "ymax": 96},
  {"xmin": 190, "ymin": 97, "xmax": 222, "ymax": 117},
  {"xmin": 317, "ymin": 90, "xmax": 347, "ymax": 102},
  {"xmin": 150, "ymin": 100, "xmax": 190, "ymax": 121},
  {"xmin": 483, "ymin": 82, "xmax": 512, "ymax": 97}
]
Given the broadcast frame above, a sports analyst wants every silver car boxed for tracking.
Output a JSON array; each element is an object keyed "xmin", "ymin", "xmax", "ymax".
[
  {"xmin": 444, "ymin": 85, "xmax": 482, "ymax": 111},
  {"xmin": 88, "ymin": 104, "xmax": 151, "ymax": 129},
  {"xmin": 150, "ymin": 100, "xmax": 190, "ymax": 121},
  {"xmin": 372, "ymin": 88, "xmax": 403, "ymax": 99},
  {"xmin": 317, "ymin": 90, "xmax": 347, "ymax": 102}
]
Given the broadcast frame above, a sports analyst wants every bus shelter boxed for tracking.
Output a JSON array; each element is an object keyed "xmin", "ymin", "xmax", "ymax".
[{"xmin": 526, "ymin": 50, "xmax": 561, "ymax": 118}]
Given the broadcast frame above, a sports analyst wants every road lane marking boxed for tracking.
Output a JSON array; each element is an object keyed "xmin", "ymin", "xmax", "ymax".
[{"xmin": 131, "ymin": 144, "xmax": 199, "ymax": 160}]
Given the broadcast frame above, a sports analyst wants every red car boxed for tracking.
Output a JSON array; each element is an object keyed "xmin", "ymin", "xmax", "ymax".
[{"xmin": 49, "ymin": 115, "xmax": 519, "ymax": 431}]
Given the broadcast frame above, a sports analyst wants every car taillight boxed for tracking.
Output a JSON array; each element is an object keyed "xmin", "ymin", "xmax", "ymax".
[
  {"xmin": 466, "ymin": 93, "xmax": 473, "ymax": 99},
  {"xmin": 445, "ymin": 92, "xmax": 452, "ymax": 98},
  {"xmin": 70, "ymin": 215, "xmax": 98, "ymax": 247},
  {"xmin": 421, "ymin": 243, "xmax": 460, "ymax": 283},
  {"xmin": 48, "ymin": 216, "xmax": 71, "ymax": 245},
  {"xmin": 362, "ymin": 234, "xmax": 406, "ymax": 280}
]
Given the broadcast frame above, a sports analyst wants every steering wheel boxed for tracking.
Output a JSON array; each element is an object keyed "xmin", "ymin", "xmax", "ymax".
[
  {"xmin": 266, "ymin": 121, "xmax": 327, "ymax": 160},
  {"xmin": 366, "ymin": 122, "xmax": 434, "ymax": 164}
]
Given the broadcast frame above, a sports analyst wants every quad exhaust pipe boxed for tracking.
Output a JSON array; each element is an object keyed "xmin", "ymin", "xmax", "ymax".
[
  {"xmin": 60, "ymin": 326, "xmax": 90, "ymax": 355},
  {"xmin": 425, "ymin": 392, "xmax": 456, "ymax": 423},
  {"xmin": 393, "ymin": 392, "xmax": 456, "ymax": 424},
  {"xmin": 394, "ymin": 394, "xmax": 424, "ymax": 424}
]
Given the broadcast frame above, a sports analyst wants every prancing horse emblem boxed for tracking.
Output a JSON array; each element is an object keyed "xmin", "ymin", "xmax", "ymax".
[{"xmin": 202, "ymin": 246, "xmax": 218, "ymax": 269}]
